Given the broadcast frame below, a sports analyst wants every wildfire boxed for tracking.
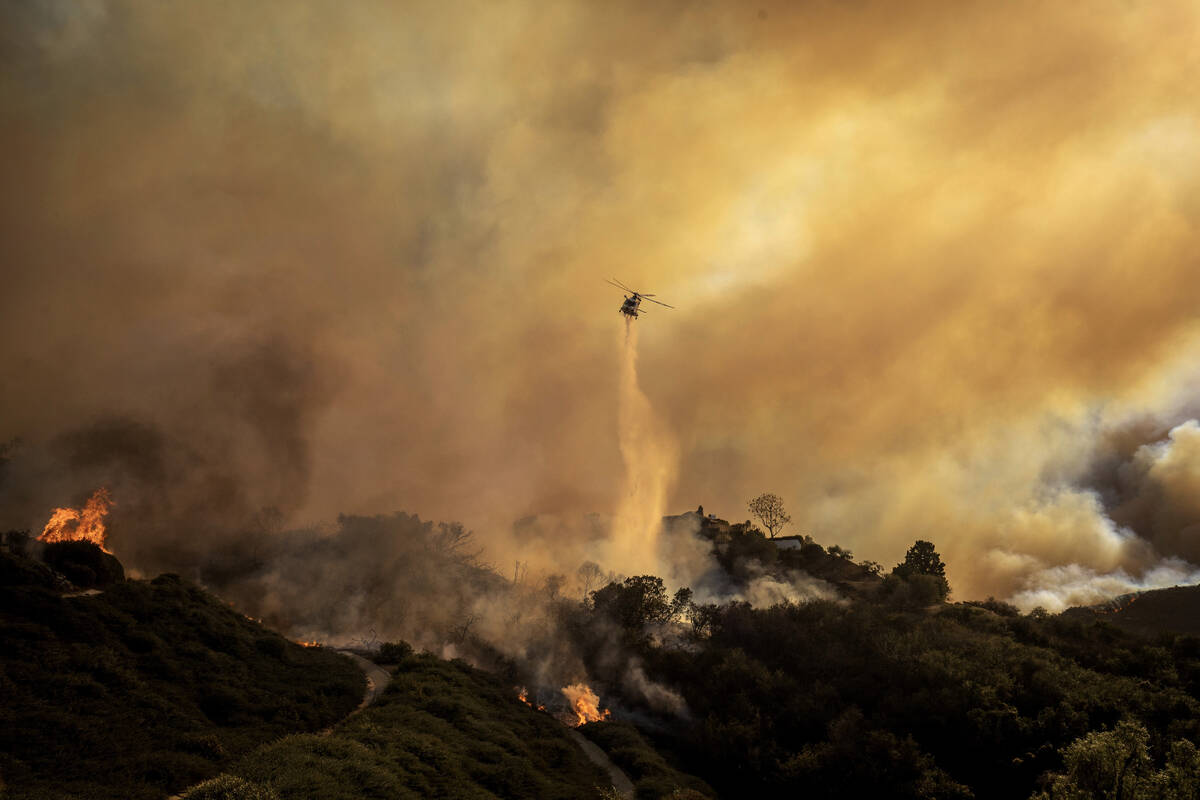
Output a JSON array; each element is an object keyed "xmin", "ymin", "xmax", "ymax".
[
  {"xmin": 295, "ymin": 640, "xmax": 323, "ymax": 648},
  {"xmin": 515, "ymin": 687, "xmax": 546, "ymax": 712},
  {"xmin": 560, "ymin": 683, "xmax": 611, "ymax": 727},
  {"xmin": 39, "ymin": 488, "xmax": 114, "ymax": 553}
]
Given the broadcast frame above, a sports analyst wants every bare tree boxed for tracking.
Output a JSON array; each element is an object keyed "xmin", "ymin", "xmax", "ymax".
[
  {"xmin": 431, "ymin": 522, "xmax": 482, "ymax": 563},
  {"xmin": 747, "ymin": 493, "xmax": 791, "ymax": 539},
  {"xmin": 577, "ymin": 561, "xmax": 604, "ymax": 600},
  {"xmin": 450, "ymin": 614, "xmax": 479, "ymax": 644}
]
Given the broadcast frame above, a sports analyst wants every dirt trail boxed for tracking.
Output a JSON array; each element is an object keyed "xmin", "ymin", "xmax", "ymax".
[
  {"xmin": 338, "ymin": 652, "xmax": 631, "ymax": 797},
  {"xmin": 314, "ymin": 651, "xmax": 393, "ymax": 737},
  {"xmin": 567, "ymin": 729, "xmax": 635, "ymax": 799},
  {"xmin": 337, "ymin": 650, "xmax": 392, "ymax": 710},
  {"xmin": 61, "ymin": 588, "xmax": 103, "ymax": 598}
]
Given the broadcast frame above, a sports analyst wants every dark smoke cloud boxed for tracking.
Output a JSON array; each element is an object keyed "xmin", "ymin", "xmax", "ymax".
[
  {"xmin": 0, "ymin": 336, "xmax": 329, "ymax": 577},
  {"xmin": 1099, "ymin": 421, "xmax": 1200, "ymax": 564}
]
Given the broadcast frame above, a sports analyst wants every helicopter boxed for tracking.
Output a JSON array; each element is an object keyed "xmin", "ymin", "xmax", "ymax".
[{"xmin": 606, "ymin": 278, "xmax": 675, "ymax": 319}]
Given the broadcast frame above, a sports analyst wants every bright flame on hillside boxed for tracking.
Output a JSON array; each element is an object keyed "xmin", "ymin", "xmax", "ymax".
[
  {"xmin": 560, "ymin": 683, "xmax": 611, "ymax": 726},
  {"xmin": 515, "ymin": 686, "xmax": 546, "ymax": 711},
  {"xmin": 39, "ymin": 488, "xmax": 114, "ymax": 553}
]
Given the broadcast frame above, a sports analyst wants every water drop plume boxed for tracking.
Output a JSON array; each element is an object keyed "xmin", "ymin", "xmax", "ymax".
[{"xmin": 607, "ymin": 318, "xmax": 678, "ymax": 575}]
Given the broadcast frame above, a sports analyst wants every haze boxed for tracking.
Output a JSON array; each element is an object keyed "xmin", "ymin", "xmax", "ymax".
[{"xmin": 4, "ymin": 0, "xmax": 1200, "ymax": 610}]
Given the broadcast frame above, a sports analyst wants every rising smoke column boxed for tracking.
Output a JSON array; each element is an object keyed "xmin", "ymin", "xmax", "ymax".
[{"xmin": 606, "ymin": 318, "xmax": 679, "ymax": 576}]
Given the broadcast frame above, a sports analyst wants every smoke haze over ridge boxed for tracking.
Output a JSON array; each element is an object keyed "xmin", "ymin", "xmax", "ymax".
[{"xmin": 4, "ymin": 0, "xmax": 1200, "ymax": 610}]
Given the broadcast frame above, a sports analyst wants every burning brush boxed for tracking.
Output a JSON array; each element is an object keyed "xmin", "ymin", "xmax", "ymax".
[
  {"xmin": 516, "ymin": 687, "xmax": 547, "ymax": 712},
  {"xmin": 560, "ymin": 683, "xmax": 611, "ymax": 726},
  {"xmin": 515, "ymin": 683, "xmax": 611, "ymax": 726},
  {"xmin": 38, "ymin": 488, "xmax": 115, "ymax": 553}
]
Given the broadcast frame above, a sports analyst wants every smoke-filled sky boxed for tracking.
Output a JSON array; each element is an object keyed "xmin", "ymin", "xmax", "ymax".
[{"xmin": 4, "ymin": 0, "xmax": 1200, "ymax": 608}]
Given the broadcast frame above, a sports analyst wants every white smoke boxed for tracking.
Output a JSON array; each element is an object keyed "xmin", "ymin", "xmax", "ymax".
[
  {"xmin": 1008, "ymin": 558, "xmax": 1200, "ymax": 613},
  {"xmin": 991, "ymin": 419, "xmax": 1200, "ymax": 611},
  {"xmin": 740, "ymin": 570, "xmax": 842, "ymax": 608},
  {"xmin": 622, "ymin": 661, "xmax": 687, "ymax": 716}
]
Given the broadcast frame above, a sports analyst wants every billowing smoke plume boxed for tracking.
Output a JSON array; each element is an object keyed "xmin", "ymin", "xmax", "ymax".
[
  {"xmin": 1000, "ymin": 418, "xmax": 1200, "ymax": 611},
  {"xmin": 4, "ymin": 0, "xmax": 1200, "ymax": 627}
]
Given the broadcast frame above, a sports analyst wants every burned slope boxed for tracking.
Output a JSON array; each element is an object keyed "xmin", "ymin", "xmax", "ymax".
[{"xmin": 0, "ymin": 547, "xmax": 364, "ymax": 800}]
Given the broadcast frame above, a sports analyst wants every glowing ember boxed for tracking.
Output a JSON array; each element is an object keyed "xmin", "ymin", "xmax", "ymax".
[
  {"xmin": 39, "ymin": 489, "xmax": 114, "ymax": 553},
  {"xmin": 515, "ymin": 686, "xmax": 546, "ymax": 711},
  {"xmin": 560, "ymin": 683, "xmax": 611, "ymax": 726},
  {"xmin": 296, "ymin": 640, "xmax": 323, "ymax": 648}
]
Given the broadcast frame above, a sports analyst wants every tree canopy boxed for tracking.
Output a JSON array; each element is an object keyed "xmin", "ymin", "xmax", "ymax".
[
  {"xmin": 896, "ymin": 540, "xmax": 946, "ymax": 578},
  {"xmin": 747, "ymin": 493, "xmax": 791, "ymax": 539},
  {"xmin": 889, "ymin": 540, "xmax": 950, "ymax": 602}
]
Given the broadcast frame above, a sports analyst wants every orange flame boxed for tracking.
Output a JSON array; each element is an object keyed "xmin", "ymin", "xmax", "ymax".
[
  {"xmin": 39, "ymin": 489, "xmax": 114, "ymax": 553},
  {"xmin": 515, "ymin": 686, "xmax": 546, "ymax": 712},
  {"xmin": 560, "ymin": 683, "xmax": 611, "ymax": 726},
  {"xmin": 295, "ymin": 640, "xmax": 323, "ymax": 648}
]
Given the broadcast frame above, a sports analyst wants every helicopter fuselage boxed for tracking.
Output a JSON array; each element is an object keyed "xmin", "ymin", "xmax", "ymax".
[{"xmin": 607, "ymin": 279, "xmax": 672, "ymax": 319}]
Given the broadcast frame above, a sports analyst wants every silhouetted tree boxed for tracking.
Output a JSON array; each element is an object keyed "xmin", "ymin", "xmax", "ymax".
[
  {"xmin": 671, "ymin": 587, "xmax": 695, "ymax": 623},
  {"xmin": 577, "ymin": 561, "xmax": 604, "ymax": 600},
  {"xmin": 827, "ymin": 544, "xmax": 853, "ymax": 561},
  {"xmin": 890, "ymin": 540, "xmax": 950, "ymax": 602},
  {"xmin": 747, "ymin": 493, "xmax": 791, "ymax": 539},
  {"xmin": 591, "ymin": 575, "xmax": 673, "ymax": 632},
  {"xmin": 896, "ymin": 540, "xmax": 945, "ymax": 578}
]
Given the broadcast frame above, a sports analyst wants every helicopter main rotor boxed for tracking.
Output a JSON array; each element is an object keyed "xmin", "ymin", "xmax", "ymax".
[{"xmin": 606, "ymin": 278, "xmax": 675, "ymax": 309}]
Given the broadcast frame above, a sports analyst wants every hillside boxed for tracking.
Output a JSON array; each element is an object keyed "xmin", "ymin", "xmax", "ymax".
[
  {"xmin": 664, "ymin": 510, "xmax": 884, "ymax": 599},
  {"xmin": 1, "ymin": 542, "xmax": 711, "ymax": 800},
  {"xmin": 1062, "ymin": 584, "xmax": 1200, "ymax": 637},
  {"xmin": 7, "ymin": 516, "xmax": 1200, "ymax": 800},
  {"xmin": 556, "ymin": 532, "xmax": 1200, "ymax": 800},
  {"xmin": 182, "ymin": 650, "xmax": 634, "ymax": 800},
  {"xmin": 0, "ymin": 547, "xmax": 364, "ymax": 800}
]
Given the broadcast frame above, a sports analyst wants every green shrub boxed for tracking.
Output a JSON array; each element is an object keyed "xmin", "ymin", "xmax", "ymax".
[
  {"xmin": 180, "ymin": 774, "xmax": 280, "ymax": 800},
  {"xmin": 377, "ymin": 640, "xmax": 413, "ymax": 663},
  {"xmin": 580, "ymin": 721, "xmax": 714, "ymax": 799},
  {"xmin": 0, "ymin": 558, "xmax": 363, "ymax": 800},
  {"xmin": 41, "ymin": 541, "xmax": 125, "ymax": 588},
  {"xmin": 223, "ymin": 655, "xmax": 610, "ymax": 799}
]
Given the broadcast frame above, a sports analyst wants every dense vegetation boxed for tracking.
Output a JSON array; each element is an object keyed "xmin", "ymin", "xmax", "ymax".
[
  {"xmin": 8, "ymin": 505, "xmax": 1200, "ymax": 800},
  {"xmin": 184, "ymin": 651, "xmax": 615, "ymax": 800},
  {"xmin": 0, "ymin": 546, "xmax": 364, "ymax": 800},
  {"xmin": 578, "ymin": 720, "xmax": 714, "ymax": 800},
  {"xmin": 560, "ymin": 525, "xmax": 1200, "ymax": 799}
]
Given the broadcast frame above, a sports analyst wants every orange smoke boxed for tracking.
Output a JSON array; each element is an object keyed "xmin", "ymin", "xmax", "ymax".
[
  {"xmin": 560, "ymin": 683, "xmax": 611, "ymax": 727},
  {"xmin": 38, "ymin": 488, "xmax": 114, "ymax": 553}
]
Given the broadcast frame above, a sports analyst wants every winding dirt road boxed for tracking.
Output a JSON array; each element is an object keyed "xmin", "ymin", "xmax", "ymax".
[
  {"xmin": 567, "ymin": 729, "xmax": 635, "ymax": 799},
  {"xmin": 336, "ymin": 651, "xmax": 632, "ymax": 797},
  {"xmin": 336, "ymin": 650, "xmax": 392, "ymax": 711}
]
